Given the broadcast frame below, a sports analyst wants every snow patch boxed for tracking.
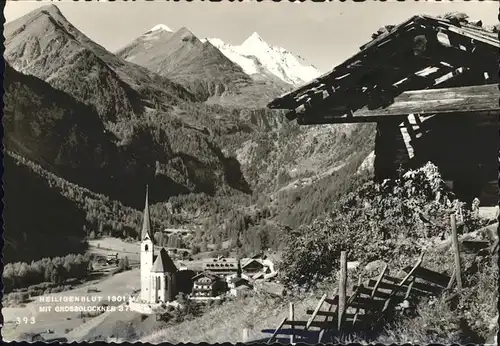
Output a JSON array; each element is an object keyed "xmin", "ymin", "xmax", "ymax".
[
  {"xmin": 148, "ymin": 24, "xmax": 173, "ymax": 33},
  {"xmin": 203, "ymin": 32, "xmax": 321, "ymax": 86}
]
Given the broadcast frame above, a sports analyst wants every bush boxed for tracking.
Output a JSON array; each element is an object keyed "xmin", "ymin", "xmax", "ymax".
[{"xmin": 279, "ymin": 163, "xmax": 474, "ymax": 288}]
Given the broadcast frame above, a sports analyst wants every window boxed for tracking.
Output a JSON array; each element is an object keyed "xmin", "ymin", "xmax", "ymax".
[{"xmin": 145, "ymin": 244, "xmax": 149, "ymax": 251}]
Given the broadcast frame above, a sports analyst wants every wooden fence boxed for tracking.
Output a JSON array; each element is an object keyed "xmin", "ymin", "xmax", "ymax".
[
  {"xmin": 264, "ymin": 214, "xmax": 496, "ymax": 344},
  {"xmin": 265, "ymin": 253, "xmax": 454, "ymax": 344}
]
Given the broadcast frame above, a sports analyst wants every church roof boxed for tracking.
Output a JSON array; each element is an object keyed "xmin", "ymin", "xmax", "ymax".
[
  {"xmin": 151, "ymin": 248, "xmax": 177, "ymax": 273},
  {"xmin": 142, "ymin": 185, "xmax": 152, "ymax": 241}
]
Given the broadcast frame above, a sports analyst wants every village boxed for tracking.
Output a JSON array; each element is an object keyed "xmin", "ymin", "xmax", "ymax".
[
  {"xmin": 125, "ymin": 187, "xmax": 281, "ymax": 314},
  {"xmin": 88, "ymin": 188, "xmax": 281, "ymax": 305}
]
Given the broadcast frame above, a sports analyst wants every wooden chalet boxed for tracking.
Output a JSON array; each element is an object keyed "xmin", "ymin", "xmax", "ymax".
[
  {"xmin": 191, "ymin": 272, "xmax": 226, "ymax": 298},
  {"xmin": 268, "ymin": 15, "xmax": 499, "ymax": 205}
]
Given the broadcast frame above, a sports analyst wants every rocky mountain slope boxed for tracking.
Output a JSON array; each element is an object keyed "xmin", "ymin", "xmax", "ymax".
[
  {"xmin": 5, "ymin": 62, "xmax": 255, "ymax": 209},
  {"xmin": 3, "ymin": 62, "xmax": 119, "ymax": 193},
  {"xmin": 204, "ymin": 32, "xmax": 322, "ymax": 86},
  {"xmin": 3, "ymin": 153, "xmax": 89, "ymax": 263},
  {"xmin": 4, "ymin": 5, "xmax": 195, "ymax": 128},
  {"xmin": 116, "ymin": 26, "xmax": 288, "ymax": 107}
]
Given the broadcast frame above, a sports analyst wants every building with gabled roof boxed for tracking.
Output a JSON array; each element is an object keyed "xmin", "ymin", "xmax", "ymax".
[
  {"xmin": 191, "ymin": 271, "xmax": 226, "ymax": 298},
  {"xmin": 268, "ymin": 14, "xmax": 499, "ymax": 205}
]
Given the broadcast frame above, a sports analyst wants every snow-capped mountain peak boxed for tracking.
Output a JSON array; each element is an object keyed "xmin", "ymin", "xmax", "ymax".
[
  {"xmin": 204, "ymin": 33, "xmax": 321, "ymax": 86},
  {"xmin": 148, "ymin": 24, "xmax": 173, "ymax": 33},
  {"xmin": 242, "ymin": 32, "xmax": 265, "ymax": 45}
]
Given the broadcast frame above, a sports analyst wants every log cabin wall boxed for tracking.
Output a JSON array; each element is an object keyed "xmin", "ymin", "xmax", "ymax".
[{"xmin": 374, "ymin": 114, "xmax": 499, "ymax": 206}]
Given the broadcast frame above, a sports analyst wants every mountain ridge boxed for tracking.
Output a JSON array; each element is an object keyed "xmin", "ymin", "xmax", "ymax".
[
  {"xmin": 203, "ymin": 32, "xmax": 321, "ymax": 86},
  {"xmin": 4, "ymin": 4, "xmax": 196, "ymax": 128},
  {"xmin": 116, "ymin": 26, "xmax": 289, "ymax": 107}
]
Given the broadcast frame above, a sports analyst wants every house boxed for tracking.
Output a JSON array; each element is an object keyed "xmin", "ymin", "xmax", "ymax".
[
  {"xmin": 202, "ymin": 257, "xmax": 239, "ymax": 276},
  {"xmin": 267, "ymin": 15, "xmax": 499, "ymax": 206},
  {"xmin": 240, "ymin": 258, "xmax": 277, "ymax": 279},
  {"xmin": 241, "ymin": 259, "xmax": 265, "ymax": 274},
  {"xmin": 228, "ymin": 276, "xmax": 251, "ymax": 290},
  {"xmin": 230, "ymin": 278, "xmax": 253, "ymax": 298},
  {"xmin": 191, "ymin": 272, "xmax": 227, "ymax": 298}
]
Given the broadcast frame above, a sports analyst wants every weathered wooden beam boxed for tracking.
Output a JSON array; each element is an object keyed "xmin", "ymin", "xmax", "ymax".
[
  {"xmin": 306, "ymin": 310, "xmax": 364, "ymax": 321},
  {"xmin": 267, "ymin": 317, "xmax": 287, "ymax": 344},
  {"xmin": 379, "ymin": 253, "xmax": 424, "ymax": 318},
  {"xmin": 353, "ymin": 285, "xmax": 391, "ymax": 299},
  {"xmin": 354, "ymin": 84, "xmax": 500, "ymax": 118},
  {"xmin": 371, "ymin": 264, "xmax": 388, "ymax": 299},
  {"xmin": 338, "ymin": 251, "xmax": 347, "ymax": 331},
  {"xmin": 283, "ymin": 320, "xmax": 333, "ymax": 329},
  {"xmin": 306, "ymin": 294, "xmax": 327, "ymax": 330},
  {"xmin": 298, "ymin": 114, "xmax": 406, "ymax": 125},
  {"xmin": 351, "ymin": 275, "xmax": 363, "ymax": 326},
  {"xmin": 371, "ymin": 278, "xmax": 442, "ymax": 295},
  {"xmin": 401, "ymin": 266, "xmax": 451, "ymax": 288},
  {"xmin": 450, "ymin": 214, "xmax": 463, "ymax": 290}
]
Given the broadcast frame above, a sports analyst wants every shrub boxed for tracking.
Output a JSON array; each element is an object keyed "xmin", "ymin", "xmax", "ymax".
[{"xmin": 279, "ymin": 163, "xmax": 474, "ymax": 288}]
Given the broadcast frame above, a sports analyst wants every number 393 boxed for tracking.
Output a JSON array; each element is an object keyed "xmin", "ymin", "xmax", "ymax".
[{"xmin": 16, "ymin": 317, "xmax": 36, "ymax": 324}]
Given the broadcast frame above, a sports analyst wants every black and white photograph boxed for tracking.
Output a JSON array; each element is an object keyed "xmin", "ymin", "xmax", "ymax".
[{"xmin": 2, "ymin": 0, "xmax": 499, "ymax": 344}]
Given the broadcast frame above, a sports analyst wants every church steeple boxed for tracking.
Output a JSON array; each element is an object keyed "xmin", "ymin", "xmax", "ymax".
[{"xmin": 142, "ymin": 185, "xmax": 152, "ymax": 241}]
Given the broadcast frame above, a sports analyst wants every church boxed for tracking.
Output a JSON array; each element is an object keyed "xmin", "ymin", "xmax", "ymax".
[{"xmin": 140, "ymin": 186, "xmax": 178, "ymax": 303}]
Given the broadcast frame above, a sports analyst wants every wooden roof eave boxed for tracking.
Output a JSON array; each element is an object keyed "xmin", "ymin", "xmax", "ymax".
[
  {"xmin": 268, "ymin": 15, "xmax": 499, "ymax": 111},
  {"xmin": 267, "ymin": 15, "xmax": 426, "ymax": 109},
  {"xmin": 296, "ymin": 84, "xmax": 500, "ymax": 125}
]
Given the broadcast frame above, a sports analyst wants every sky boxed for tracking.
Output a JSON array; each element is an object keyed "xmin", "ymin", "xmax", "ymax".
[{"xmin": 4, "ymin": 0, "xmax": 499, "ymax": 73}]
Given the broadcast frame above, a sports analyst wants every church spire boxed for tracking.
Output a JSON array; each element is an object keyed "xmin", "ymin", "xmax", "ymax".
[{"xmin": 142, "ymin": 185, "xmax": 152, "ymax": 240}]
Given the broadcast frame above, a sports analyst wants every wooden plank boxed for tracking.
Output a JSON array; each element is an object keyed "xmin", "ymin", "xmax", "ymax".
[
  {"xmin": 298, "ymin": 84, "xmax": 500, "ymax": 124},
  {"xmin": 351, "ymin": 275, "xmax": 363, "ymax": 325},
  {"xmin": 268, "ymin": 16, "xmax": 423, "ymax": 109},
  {"xmin": 450, "ymin": 214, "xmax": 463, "ymax": 290},
  {"xmin": 461, "ymin": 240, "xmax": 490, "ymax": 252},
  {"xmin": 372, "ymin": 263, "xmax": 388, "ymax": 298},
  {"xmin": 317, "ymin": 288, "xmax": 338, "ymax": 344},
  {"xmin": 353, "ymin": 84, "xmax": 500, "ymax": 117},
  {"xmin": 338, "ymin": 251, "xmax": 347, "ymax": 331},
  {"xmin": 324, "ymin": 296, "xmax": 339, "ymax": 305},
  {"xmin": 353, "ymin": 285, "xmax": 391, "ymax": 299},
  {"xmin": 306, "ymin": 294, "xmax": 327, "ymax": 330},
  {"xmin": 402, "ymin": 266, "xmax": 451, "ymax": 288},
  {"xmin": 378, "ymin": 254, "xmax": 424, "ymax": 319},
  {"xmin": 289, "ymin": 302, "xmax": 295, "ymax": 343},
  {"xmin": 369, "ymin": 278, "xmax": 442, "ymax": 295},
  {"xmin": 283, "ymin": 320, "xmax": 333, "ymax": 329},
  {"xmin": 349, "ymin": 298, "xmax": 385, "ymax": 310},
  {"xmin": 446, "ymin": 267, "xmax": 456, "ymax": 290},
  {"xmin": 404, "ymin": 276, "xmax": 416, "ymax": 300},
  {"xmin": 306, "ymin": 310, "xmax": 364, "ymax": 321},
  {"xmin": 266, "ymin": 317, "xmax": 287, "ymax": 344}
]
